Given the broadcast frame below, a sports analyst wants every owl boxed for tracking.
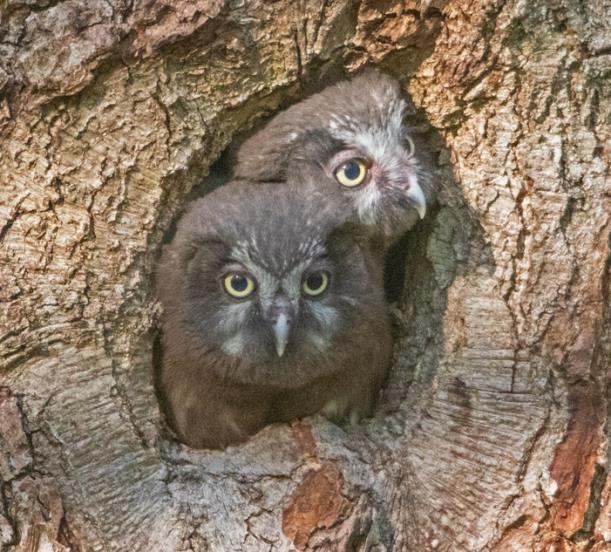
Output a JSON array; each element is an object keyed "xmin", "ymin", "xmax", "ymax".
[
  {"xmin": 235, "ymin": 69, "xmax": 432, "ymax": 249},
  {"xmin": 157, "ymin": 179, "xmax": 391, "ymax": 450}
]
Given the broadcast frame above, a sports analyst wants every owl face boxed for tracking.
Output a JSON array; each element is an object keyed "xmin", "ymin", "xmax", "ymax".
[
  {"xmin": 291, "ymin": 124, "xmax": 425, "ymax": 246},
  {"xmin": 188, "ymin": 233, "xmax": 345, "ymax": 362},
  {"xmin": 235, "ymin": 70, "xmax": 429, "ymax": 245},
  {"xmin": 159, "ymin": 182, "xmax": 381, "ymax": 388}
]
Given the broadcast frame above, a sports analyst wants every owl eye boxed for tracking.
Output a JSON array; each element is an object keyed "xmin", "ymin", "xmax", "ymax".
[
  {"xmin": 302, "ymin": 271, "xmax": 330, "ymax": 297},
  {"xmin": 334, "ymin": 158, "xmax": 368, "ymax": 188},
  {"xmin": 223, "ymin": 273, "xmax": 256, "ymax": 299}
]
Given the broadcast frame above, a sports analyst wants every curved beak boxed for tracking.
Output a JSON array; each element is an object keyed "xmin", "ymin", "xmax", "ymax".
[
  {"xmin": 406, "ymin": 178, "xmax": 427, "ymax": 219},
  {"xmin": 267, "ymin": 295, "xmax": 295, "ymax": 357},
  {"xmin": 273, "ymin": 313, "xmax": 290, "ymax": 358}
]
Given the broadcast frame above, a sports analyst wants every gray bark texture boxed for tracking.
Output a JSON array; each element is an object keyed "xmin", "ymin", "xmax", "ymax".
[{"xmin": 0, "ymin": 0, "xmax": 609, "ymax": 550}]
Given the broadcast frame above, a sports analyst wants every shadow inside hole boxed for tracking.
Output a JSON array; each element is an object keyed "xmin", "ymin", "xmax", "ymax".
[
  {"xmin": 383, "ymin": 208, "xmax": 438, "ymax": 304},
  {"xmin": 151, "ymin": 332, "xmax": 178, "ymax": 443},
  {"xmin": 384, "ymin": 232, "xmax": 412, "ymax": 303},
  {"xmin": 159, "ymin": 150, "xmax": 235, "ymax": 248}
]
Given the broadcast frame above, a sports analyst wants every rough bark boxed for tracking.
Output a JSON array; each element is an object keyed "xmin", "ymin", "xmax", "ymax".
[{"xmin": 0, "ymin": 0, "xmax": 609, "ymax": 551}]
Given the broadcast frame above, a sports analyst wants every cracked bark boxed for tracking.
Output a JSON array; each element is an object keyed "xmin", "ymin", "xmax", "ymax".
[{"xmin": 0, "ymin": 0, "xmax": 609, "ymax": 550}]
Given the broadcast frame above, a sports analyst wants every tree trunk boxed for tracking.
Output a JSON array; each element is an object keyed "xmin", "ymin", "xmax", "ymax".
[{"xmin": 0, "ymin": 0, "xmax": 608, "ymax": 550}]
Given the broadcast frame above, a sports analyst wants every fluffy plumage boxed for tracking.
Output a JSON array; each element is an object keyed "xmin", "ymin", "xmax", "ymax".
[
  {"xmin": 235, "ymin": 70, "xmax": 433, "ymax": 248},
  {"xmin": 157, "ymin": 180, "xmax": 391, "ymax": 449}
]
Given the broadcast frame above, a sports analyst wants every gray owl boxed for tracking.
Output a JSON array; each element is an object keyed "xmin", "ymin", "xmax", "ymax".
[
  {"xmin": 235, "ymin": 70, "xmax": 432, "ymax": 249},
  {"xmin": 157, "ymin": 179, "xmax": 391, "ymax": 449}
]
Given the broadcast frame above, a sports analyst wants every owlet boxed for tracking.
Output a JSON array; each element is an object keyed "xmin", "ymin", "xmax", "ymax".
[
  {"xmin": 157, "ymin": 179, "xmax": 391, "ymax": 449},
  {"xmin": 235, "ymin": 70, "xmax": 432, "ymax": 249}
]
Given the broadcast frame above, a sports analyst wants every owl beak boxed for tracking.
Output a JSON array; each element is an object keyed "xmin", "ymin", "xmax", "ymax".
[
  {"xmin": 273, "ymin": 313, "xmax": 291, "ymax": 357},
  {"xmin": 406, "ymin": 179, "xmax": 427, "ymax": 219}
]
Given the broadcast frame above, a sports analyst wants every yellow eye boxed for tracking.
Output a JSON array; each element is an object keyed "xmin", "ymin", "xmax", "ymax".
[
  {"xmin": 334, "ymin": 159, "xmax": 368, "ymax": 188},
  {"xmin": 303, "ymin": 271, "xmax": 329, "ymax": 297},
  {"xmin": 223, "ymin": 273, "xmax": 256, "ymax": 299}
]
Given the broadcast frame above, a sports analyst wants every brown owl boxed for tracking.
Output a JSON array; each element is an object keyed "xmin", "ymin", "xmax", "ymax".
[
  {"xmin": 235, "ymin": 70, "xmax": 432, "ymax": 249},
  {"xmin": 157, "ymin": 178, "xmax": 391, "ymax": 449}
]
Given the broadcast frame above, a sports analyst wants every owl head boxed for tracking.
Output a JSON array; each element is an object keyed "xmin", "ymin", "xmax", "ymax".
[
  {"xmin": 235, "ymin": 70, "xmax": 431, "ymax": 246},
  {"xmin": 157, "ymin": 181, "xmax": 385, "ymax": 388}
]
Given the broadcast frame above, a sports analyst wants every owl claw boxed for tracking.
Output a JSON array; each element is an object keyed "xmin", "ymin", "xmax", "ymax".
[{"xmin": 406, "ymin": 181, "xmax": 427, "ymax": 219}]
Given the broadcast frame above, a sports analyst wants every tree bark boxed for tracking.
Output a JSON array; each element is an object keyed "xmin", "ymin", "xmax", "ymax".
[{"xmin": 0, "ymin": 0, "xmax": 609, "ymax": 551}]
